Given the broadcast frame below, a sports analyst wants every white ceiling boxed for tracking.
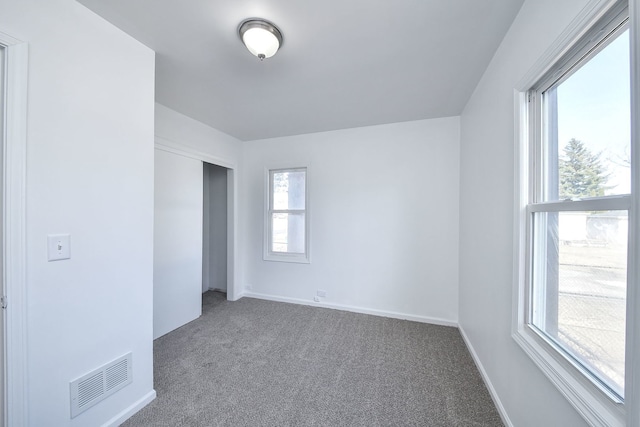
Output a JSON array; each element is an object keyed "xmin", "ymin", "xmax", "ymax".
[{"xmin": 78, "ymin": 0, "xmax": 524, "ymax": 141}]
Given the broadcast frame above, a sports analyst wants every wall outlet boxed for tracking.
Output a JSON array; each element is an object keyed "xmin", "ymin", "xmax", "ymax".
[{"xmin": 316, "ymin": 289, "xmax": 327, "ymax": 298}]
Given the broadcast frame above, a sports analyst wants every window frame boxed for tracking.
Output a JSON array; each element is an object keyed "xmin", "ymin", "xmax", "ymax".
[
  {"xmin": 513, "ymin": 1, "xmax": 636, "ymax": 426},
  {"xmin": 263, "ymin": 166, "xmax": 310, "ymax": 264}
]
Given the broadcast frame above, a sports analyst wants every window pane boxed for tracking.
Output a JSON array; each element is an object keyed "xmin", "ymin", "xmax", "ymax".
[
  {"xmin": 542, "ymin": 29, "xmax": 630, "ymax": 201},
  {"xmin": 272, "ymin": 170, "xmax": 306, "ymax": 210},
  {"xmin": 531, "ymin": 210, "xmax": 628, "ymax": 397},
  {"xmin": 271, "ymin": 213, "xmax": 305, "ymax": 254}
]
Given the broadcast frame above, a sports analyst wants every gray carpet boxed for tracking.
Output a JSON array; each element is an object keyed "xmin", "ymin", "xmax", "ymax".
[{"xmin": 122, "ymin": 291, "xmax": 503, "ymax": 427}]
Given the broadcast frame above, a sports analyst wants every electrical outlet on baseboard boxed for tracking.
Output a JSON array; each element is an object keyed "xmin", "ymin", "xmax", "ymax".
[{"xmin": 316, "ymin": 289, "xmax": 327, "ymax": 298}]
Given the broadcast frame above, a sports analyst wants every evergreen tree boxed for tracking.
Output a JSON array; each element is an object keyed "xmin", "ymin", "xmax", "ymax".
[{"xmin": 559, "ymin": 138, "xmax": 609, "ymax": 199}]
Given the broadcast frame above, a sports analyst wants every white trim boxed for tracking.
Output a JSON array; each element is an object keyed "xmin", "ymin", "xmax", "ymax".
[
  {"xmin": 625, "ymin": 0, "xmax": 640, "ymax": 424},
  {"xmin": 515, "ymin": 0, "xmax": 620, "ymax": 91},
  {"xmin": 512, "ymin": 89, "xmax": 529, "ymax": 340},
  {"xmin": 154, "ymin": 136, "xmax": 237, "ymax": 169},
  {"xmin": 100, "ymin": 390, "xmax": 156, "ymax": 427},
  {"xmin": 234, "ymin": 292, "xmax": 247, "ymax": 300},
  {"xmin": 458, "ymin": 327, "xmax": 514, "ymax": 427},
  {"xmin": 527, "ymin": 195, "xmax": 631, "ymax": 212},
  {"xmin": 513, "ymin": 327, "xmax": 624, "ymax": 423},
  {"xmin": 262, "ymin": 252, "xmax": 310, "ymax": 264},
  {"xmin": 242, "ymin": 291, "xmax": 457, "ymax": 327},
  {"xmin": 226, "ymin": 168, "xmax": 239, "ymax": 301},
  {"xmin": 202, "ymin": 165, "xmax": 211, "ymax": 292},
  {"xmin": 153, "ymin": 136, "xmax": 240, "ymax": 301},
  {"xmin": 533, "ymin": 4, "xmax": 629, "ymax": 95},
  {"xmin": 0, "ymin": 31, "xmax": 28, "ymax": 427},
  {"xmin": 512, "ymin": 1, "xmax": 631, "ymax": 425}
]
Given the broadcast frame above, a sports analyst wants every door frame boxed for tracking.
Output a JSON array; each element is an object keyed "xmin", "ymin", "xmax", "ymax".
[
  {"xmin": 0, "ymin": 30, "xmax": 28, "ymax": 427},
  {"xmin": 154, "ymin": 136, "xmax": 240, "ymax": 301}
]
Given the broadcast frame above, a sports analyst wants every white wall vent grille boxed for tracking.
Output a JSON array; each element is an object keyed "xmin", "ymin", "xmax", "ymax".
[
  {"xmin": 70, "ymin": 352, "xmax": 133, "ymax": 418},
  {"xmin": 77, "ymin": 372, "xmax": 104, "ymax": 408},
  {"xmin": 105, "ymin": 358, "xmax": 129, "ymax": 390}
]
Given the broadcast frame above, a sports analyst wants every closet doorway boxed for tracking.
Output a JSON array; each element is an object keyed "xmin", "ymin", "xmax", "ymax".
[
  {"xmin": 153, "ymin": 142, "xmax": 237, "ymax": 339},
  {"xmin": 202, "ymin": 162, "xmax": 228, "ymax": 296}
]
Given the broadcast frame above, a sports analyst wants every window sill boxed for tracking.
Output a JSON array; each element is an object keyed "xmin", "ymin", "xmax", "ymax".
[
  {"xmin": 263, "ymin": 253, "xmax": 310, "ymax": 264},
  {"xmin": 512, "ymin": 325, "xmax": 624, "ymax": 426}
]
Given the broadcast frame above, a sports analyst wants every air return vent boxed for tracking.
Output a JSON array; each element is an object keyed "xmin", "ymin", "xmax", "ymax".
[{"xmin": 70, "ymin": 352, "xmax": 132, "ymax": 418}]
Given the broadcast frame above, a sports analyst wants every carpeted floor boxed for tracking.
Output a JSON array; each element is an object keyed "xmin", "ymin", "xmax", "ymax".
[{"xmin": 122, "ymin": 291, "xmax": 503, "ymax": 426}]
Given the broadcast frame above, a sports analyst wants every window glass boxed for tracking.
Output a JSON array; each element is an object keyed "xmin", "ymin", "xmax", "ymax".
[
  {"xmin": 531, "ymin": 210, "xmax": 627, "ymax": 396},
  {"xmin": 542, "ymin": 30, "xmax": 631, "ymax": 202},
  {"xmin": 272, "ymin": 170, "xmax": 306, "ymax": 210},
  {"xmin": 271, "ymin": 212, "xmax": 305, "ymax": 254}
]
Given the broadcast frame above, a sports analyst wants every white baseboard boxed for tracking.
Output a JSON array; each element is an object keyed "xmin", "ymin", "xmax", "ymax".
[
  {"xmin": 102, "ymin": 389, "xmax": 156, "ymax": 427},
  {"xmin": 241, "ymin": 291, "xmax": 457, "ymax": 327},
  {"xmin": 229, "ymin": 291, "xmax": 245, "ymax": 301},
  {"xmin": 459, "ymin": 326, "xmax": 513, "ymax": 427}
]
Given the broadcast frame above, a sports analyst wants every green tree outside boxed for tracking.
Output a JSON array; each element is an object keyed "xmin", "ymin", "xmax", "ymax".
[{"xmin": 559, "ymin": 138, "xmax": 609, "ymax": 199}]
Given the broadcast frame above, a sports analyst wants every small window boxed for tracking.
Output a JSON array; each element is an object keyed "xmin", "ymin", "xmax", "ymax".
[
  {"xmin": 264, "ymin": 167, "xmax": 309, "ymax": 263},
  {"xmin": 515, "ymin": 1, "xmax": 634, "ymax": 425}
]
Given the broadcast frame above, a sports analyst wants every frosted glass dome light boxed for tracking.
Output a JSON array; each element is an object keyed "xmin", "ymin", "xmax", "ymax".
[{"xmin": 238, "ymin": 19, "xmax": 283, "ymax": 60}]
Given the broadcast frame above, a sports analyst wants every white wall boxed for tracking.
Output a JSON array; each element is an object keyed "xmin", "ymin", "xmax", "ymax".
[
  {"xmin": 203, "ymin": 163, "xmax": 228, "ymax": 292},
  {"xmin": 154, "ymin": 149, "xmax": 203, "ymax": 339},
  {"xmin": 0, "ymin": 0, "xmax": 156, "ymax": 425},
  {"xmin": 458, "ymin": 0, "xmax": 591, "ymax": 425},
  {"xmin": 241, "ymin": 117, "xmax": 460, "ymax": 324}
]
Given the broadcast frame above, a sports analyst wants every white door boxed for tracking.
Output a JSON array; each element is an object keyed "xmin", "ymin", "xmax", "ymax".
[{"xmin": 153, "ymin": 149, "xmax": 203, "ymax": 339}]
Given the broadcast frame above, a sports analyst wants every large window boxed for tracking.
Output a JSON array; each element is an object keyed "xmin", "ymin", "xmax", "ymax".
[
  {"xmin": 264, "ymin": 168, "xmax": 309, "ymax": 263},
  {"xmin": 515, "ymin": 2, "xmax": 635, "ymax": 425}
]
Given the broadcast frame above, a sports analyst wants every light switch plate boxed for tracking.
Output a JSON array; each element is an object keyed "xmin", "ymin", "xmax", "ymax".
[{"xmin": 48, "ymin": 234, "xmax": 71, "ymax": 261}]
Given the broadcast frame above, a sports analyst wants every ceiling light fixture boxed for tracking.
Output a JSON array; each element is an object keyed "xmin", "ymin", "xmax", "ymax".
[{"xmin": 238, "ymin": 18, "xmax": 283, "ymax": 61}]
